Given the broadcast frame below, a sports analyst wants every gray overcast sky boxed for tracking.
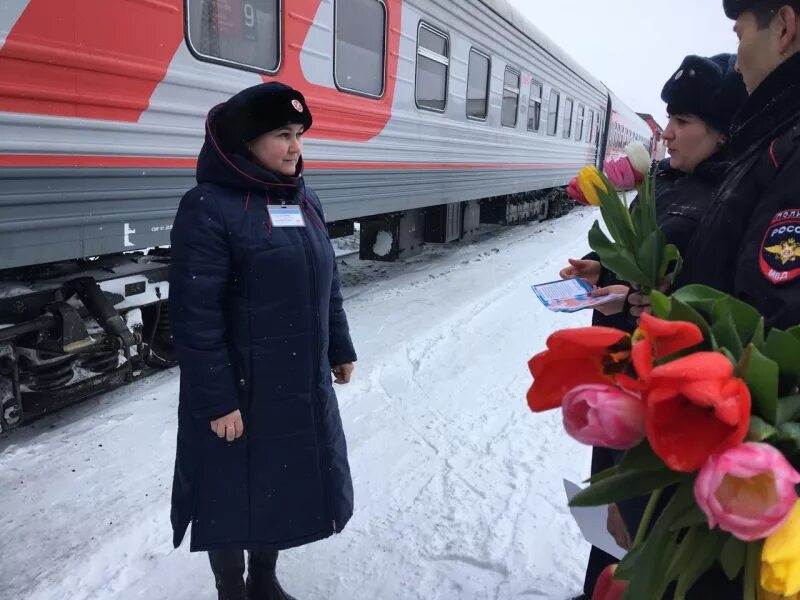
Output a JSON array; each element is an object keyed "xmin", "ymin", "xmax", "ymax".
[{"xmin": 507, "ymin": 0, "xmax": 738, "ymax": 128}]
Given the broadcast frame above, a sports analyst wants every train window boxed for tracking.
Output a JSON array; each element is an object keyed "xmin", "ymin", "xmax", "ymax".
[
  {"xmin": 586, "ymin": 109, "xmax": 594, "ymax": 143},
  {"xmin": 466, "ymin": 48, "xmax": 491, "ymax": 120},
  {"xmin": 575, "ymin": 104, "xmax": 585, "ymax": 142},
  {"xmin": 527, "ymin": 80, "xmax": 542, "ymax": 132},
  {"xmin": 547, "ymin": 90, "xmax": 560, "ymax": 136},
  {"xmin": 334, "ymin": 0, "xmax": 387, "ymax": 97},
  {"xmin": 563, "ymin": 98, "xmax": 574, "ymax": 139},
  {"xmin": 501, "ymin": 67, "xmax": 520, "ymax": 127},
  {"xmin": 415, "ymin": 22, "xmax": 449, "ymax": 112},
  {"xmin": 186, "ymin": 0, "xmax": 280, "ymax": 73}
]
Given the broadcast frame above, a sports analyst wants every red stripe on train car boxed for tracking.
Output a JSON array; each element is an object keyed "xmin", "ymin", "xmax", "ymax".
[
  {"xmin": 0, "ymin": 154, "xmax": 590, "ymax": 170},
  {"xmin": 260, "ymin": 0, "xmax": 403, "ymax": 142},
  {"xmin": 0, "ymin": 0, "xmax": 403, "ymax": 142},
  {"xmin": 0, "ymin": 0, "xmax": 185, "ymax": 121}
]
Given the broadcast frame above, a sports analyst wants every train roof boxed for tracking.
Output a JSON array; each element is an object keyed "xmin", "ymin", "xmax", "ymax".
[
  {"xmin": 608, "ymin": 89, "xmax": 654, "ymax": 138},
  {"xmin": 480, "ymin": 0, "xmax": 606, "ymax": 94}
]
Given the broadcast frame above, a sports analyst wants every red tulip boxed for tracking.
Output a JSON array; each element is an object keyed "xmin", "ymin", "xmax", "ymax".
[
  {"xmin": 593, "ymin": 564, "xmax": 628, "ymax": 600},
  {"xmin": 527, "ymin": 327, "xmax": 631, "ymax": 412},
  {"xmin": 645, "ymin": 352, "xmax": 751, "ymax": 472},
  {"xmin": 631, "ymin": 313, "xmax": 705, "ymax": 379},
  {"xmin": 567, "ymin": 176, "xmax": 591, "ymax": 205}
]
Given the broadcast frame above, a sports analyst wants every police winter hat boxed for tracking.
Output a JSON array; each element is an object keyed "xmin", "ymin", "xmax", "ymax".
[
  {"xmin": 217, "ymin": 82, "xmax": 312, "ymax": 154},
  {"xmin": 724, "ymin": 0, "xmax": 800, "ymax": 19},
  {"xmin": 661, "ymin": 53, "xmax": 748, "ymax": 135}
]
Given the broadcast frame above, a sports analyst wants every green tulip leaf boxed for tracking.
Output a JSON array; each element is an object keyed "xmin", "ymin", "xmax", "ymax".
[
  {"xmin": 775, "ymin": 422, "xmax": 800, "ymax": 457},
  {"xmin": 619, "ymin": 441, "xmax": 666, "ymax": 472},
  {"xmin": 674, "ymin": 528, "xmax": 729, "ymax": 597},
  {"xmin": 751, "ymin": 318, "xmax": 766, "ymax": 350},
  {"xmin": 621, "ymin": 482, "xmax": 697, "ymax": 600},
  {"xmin": 615, "ymin": 543, "xmax": 646, "ymax": 580},
  {"xmin": 669, "ymin": 505, "xmax": 709, "ymax": 532},
  {"xmin": 764, "ymin": 330, "xmax": 800, "ymax": 391},
  {"xmin": 650, "ymin": 290, "xmax": 671, "ymax": 319},
  {"xmin": 660, "ymin": 243, "xmax": 683, "ymax": 283},
  {"xmin": 569, "ymin": 468, "xmax": 688, "ymax": 507},
  {"xmin": 711, "ymin": 298, "xmax": 744, "ymax": 359},
  {"xmin": 637, "ymin": 229, "xmax": 667, "ymax": 287},
  {"xmin": 666, "ymin": 297, "xmax": 714, "ymax": 347},
  {"xmin": 587, "ymin": 465, "xmax": 619, "ymax": 484},
  {"xmin": 742, "ymin": 344, "xmax": 781, "ymax": 425},
  {"xmin": 671, "ymin": 285, "xmax": 729, "ymax": 315},
  {"xmin": 777, "ymin": 395, "xmax": 800, "ymax": 426},
  {"xmin": 747, "ymin": 415, "xmax": 778, "ymax": 442},
  {"xmin": 588, "ymin": 222, "xmax": 651, "ymax": 287},
  {"xmin": 720, "ymin": 536, "xmax": 748, "ymax": 581}
]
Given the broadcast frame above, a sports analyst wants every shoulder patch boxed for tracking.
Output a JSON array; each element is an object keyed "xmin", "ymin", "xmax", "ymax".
[{"xmin": 760, "ymin": 209, "xmax": 800, "ymax": 284}]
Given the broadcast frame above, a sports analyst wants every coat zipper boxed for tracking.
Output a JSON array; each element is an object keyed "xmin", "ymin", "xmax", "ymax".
[{"xmin": 298, "ymin": 224, "xmax": 336, "ymax": 535}]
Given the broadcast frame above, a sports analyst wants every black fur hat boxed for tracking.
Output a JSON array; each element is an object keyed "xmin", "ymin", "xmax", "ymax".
[
  {"xmin": 661, "ymin": 53, "xmax": 748, "ymax": 134},
  {"xmin": 216, "ymin": 82, "xmax": 312, "ymax": 154},
  {"xmin": 723, "ymin": 0, "xmax": 800, "ymax": 19}
]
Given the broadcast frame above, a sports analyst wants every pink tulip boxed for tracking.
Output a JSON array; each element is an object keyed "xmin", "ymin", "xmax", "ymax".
[
  {"xmin": 562, "ymin": 384, "xmax": 646, "ymax": 449},
  {"xmin": 603, "ymin": 156, "xmax": 643, "ymax": 191},
  {"xmin": 695, "ymin": 443, "xmax": 800, "ymax": 542},
  {"xmin": 566, "ymin": 176, "xmax": 590, "ymax": 205}
]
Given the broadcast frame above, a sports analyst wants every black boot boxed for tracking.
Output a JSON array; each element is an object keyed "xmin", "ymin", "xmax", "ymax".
[
  {"xmin": 246, "ymin": 550, "xmax": 297, "ymax": 600},
  {"xmin": 208, "ymin": 549, "xmax": 248, "ymax": 600}
]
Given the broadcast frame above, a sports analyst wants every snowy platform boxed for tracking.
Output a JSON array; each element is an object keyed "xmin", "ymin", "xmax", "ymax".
[{"xmin": 0, "ymin": 209, "xmax": 600, "ymax": 600}]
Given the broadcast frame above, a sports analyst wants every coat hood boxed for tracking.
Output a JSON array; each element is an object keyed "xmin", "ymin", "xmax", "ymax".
[{"xmin": 196, "ymin": 103, "xmax": 305, "ymax": 199}]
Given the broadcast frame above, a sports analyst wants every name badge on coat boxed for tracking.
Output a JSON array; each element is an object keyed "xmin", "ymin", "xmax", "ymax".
[{"xmin": 267, "ymin": 205, "xmax": 306, "ymax": 228}]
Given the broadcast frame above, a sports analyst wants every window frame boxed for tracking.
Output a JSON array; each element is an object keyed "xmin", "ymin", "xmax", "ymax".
[
  {"xmin": 562, "ymin": 97, "xmax": 574, "ymax": 139},
  {"xmin": 527, "ymin": 79, "xmax": 543, "ymax": 133},
  {"xmin": 575, "ymin": 103, "xmax": 585, "ymax": 142},
  {"xmin": 585, "ymin": 108, "xmax": 594, "ymax": 143},
  {"xmin": 333, "ymin": 0, "xmax": 388, "ymax": 99},
  {"xmin": 465, "ymin": 47, "xmax": 491, "ymax": 122},
  {"xmin": 414, "ymin": 20, "xmax": 451, "ymax": 113},
  {"xmin": 501, "ymin": 66, "xmax": 521, "ymax": 128},
  {"xmin": 546, "ymin": 89, "xmax": 560, "ymax": 136},
  {"xmin": 184, "ymin": 0, "xmax": 283, "ymax": 75}
]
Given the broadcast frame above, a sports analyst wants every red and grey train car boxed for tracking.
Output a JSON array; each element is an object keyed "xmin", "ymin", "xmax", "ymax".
[{"xmin": 0, "ymin": 0, "xmax": 652, "ymax": 428}]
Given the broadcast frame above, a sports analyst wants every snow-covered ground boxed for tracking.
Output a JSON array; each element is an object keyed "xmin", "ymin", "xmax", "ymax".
[{"xmin": 1, "ymin": 208, "xmax": 601, "ymax": 600}]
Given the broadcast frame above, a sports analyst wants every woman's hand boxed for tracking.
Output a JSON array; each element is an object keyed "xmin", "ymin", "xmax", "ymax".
[
  {"xmin": 607, "ymin": 503, "xmax": 632, "ymax": 550},
  {"xmin": 210, "ymin": 409, "xmax": 244, "ymax": 442},
  {"xmin": 588, "ymin": 284, "xmax": 630, "ymax": 316},
  {"xmin": 628, "ymin": 277, "xmax": 673, "ymax": 323},
  {"xmin": 332, "ymin": 363, "xmax": 354, "ymax": 384},
  {"xmin": 559, "ymin": 258, "xmax": 602, "ymax": 286}
]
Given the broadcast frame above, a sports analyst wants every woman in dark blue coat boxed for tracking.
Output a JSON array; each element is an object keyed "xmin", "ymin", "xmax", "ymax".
[{"xmin": 169, "ymin": 82, "xmax": 357, "ymax": 600}]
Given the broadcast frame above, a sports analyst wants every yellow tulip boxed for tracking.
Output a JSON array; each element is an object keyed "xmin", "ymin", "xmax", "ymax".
[
  {"xmin": 762, "ymin": 500, "xmax": 800, "ymax": 597},
  {"xmin": 575, "ymin": 166, "xmax": 606, "ymax": 207},
  {"xmin": 758, "ymin": 587, "xmax": 800, "ymax": 600}
]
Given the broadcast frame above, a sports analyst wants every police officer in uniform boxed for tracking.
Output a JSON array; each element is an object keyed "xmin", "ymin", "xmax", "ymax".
[{"xmin": 674, "ymin": 0, "xmax": 800, "ymax": 329}]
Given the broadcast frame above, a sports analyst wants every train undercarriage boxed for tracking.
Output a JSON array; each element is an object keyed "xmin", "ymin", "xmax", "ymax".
[{"xmin": 0, "ymin": 189, "xmax": 573, "ymax": 432}]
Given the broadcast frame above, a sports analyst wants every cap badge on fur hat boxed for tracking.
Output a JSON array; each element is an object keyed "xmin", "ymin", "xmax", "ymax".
[{"xmin": 291, "ymin": 99, "xmax": 304, "ymax": 113}]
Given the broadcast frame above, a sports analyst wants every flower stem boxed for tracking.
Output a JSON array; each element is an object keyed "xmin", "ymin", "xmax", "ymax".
[
  {"xmin": 743, "ymin": 541, "xmax": 762, "ymax": 600},
  {"xmin": 632, "ymin": 488, "xmax": 664, "ymax": 549}
]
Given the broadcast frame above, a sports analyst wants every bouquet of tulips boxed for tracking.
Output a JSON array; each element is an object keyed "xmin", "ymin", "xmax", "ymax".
[
  {"xmin": 527, "ymin": 289, "xmax": 800, "ymax": 594},
  {"xmin": 566, "ymin": 142, "xmax": 680, "ymax": 294}
]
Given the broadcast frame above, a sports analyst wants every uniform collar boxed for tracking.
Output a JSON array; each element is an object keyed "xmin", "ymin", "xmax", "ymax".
[{"xmin": 729, "ymin": 53, "xmax": 800, "ymax": 155}]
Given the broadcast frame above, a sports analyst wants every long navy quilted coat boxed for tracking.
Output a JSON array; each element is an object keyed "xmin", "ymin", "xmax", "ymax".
[{"xmin": 169, "ymin": 101, "xmax": 356, "ymax": 552}]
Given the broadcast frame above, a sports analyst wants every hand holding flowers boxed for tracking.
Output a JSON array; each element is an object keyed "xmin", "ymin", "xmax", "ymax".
[
  {"xmin": 527, "ymin": 288, "xmax": 800, "ymax": 598},
  {"xmin": 566, "ymin": 143, "xmax": 680, "ymax": 295}
]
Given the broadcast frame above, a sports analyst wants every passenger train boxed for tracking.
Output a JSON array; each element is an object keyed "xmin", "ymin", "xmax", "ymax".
[{"xmin": 0, "ymin": 0, "xmax": 653, "ymax": 428}]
